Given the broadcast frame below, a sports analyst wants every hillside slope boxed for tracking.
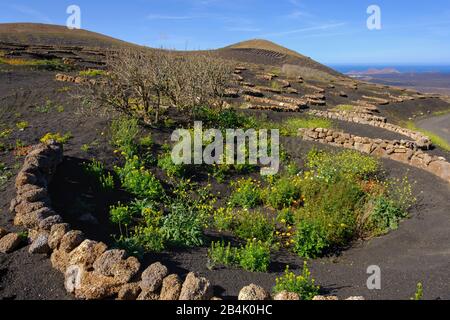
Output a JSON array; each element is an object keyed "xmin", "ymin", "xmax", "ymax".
[
  {"xmin": 0, "ymin": 23, "xmax": 135, "ymax": 48},
  {"xmin": 218, "ymin": 39, "xmax": 342, "ymax": 77}
]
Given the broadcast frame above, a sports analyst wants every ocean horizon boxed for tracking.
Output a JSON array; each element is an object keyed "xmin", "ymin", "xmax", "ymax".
[{"xmin": 328, "ymin": 64, "xmax": 450, "ymax": 74}]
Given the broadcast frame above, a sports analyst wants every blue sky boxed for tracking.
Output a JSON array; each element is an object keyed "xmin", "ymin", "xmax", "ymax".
[{"xmin": 1, "ymin": 0, "xmax": 450, "ymax": 65}]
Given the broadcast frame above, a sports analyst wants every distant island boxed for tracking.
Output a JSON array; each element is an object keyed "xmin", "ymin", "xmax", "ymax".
[{"xmin": 346, "ymin": 68, "xmax": 401, "ymax": 75}]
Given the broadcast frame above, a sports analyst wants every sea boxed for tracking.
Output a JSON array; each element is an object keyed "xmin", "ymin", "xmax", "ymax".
[{"xmin": 328, "ymin": 65, "xmax": 450, "ymax": 74}]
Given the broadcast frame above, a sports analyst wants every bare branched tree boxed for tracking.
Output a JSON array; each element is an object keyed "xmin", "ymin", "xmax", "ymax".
[{"xmin": 81, "ymin": 49, "xmax": 233, "ymax": 125}]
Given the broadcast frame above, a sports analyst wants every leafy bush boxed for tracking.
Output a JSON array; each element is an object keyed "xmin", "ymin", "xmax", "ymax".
[
  {"xmin": 234, "ymin": 210, "xmax": 275, "ymax": 243},
  {"xmin": 194, "ymin": 107, "xmax": 254, "ymax": 130},
  {"xmin": 40, "ymin": 132, "xmax": 72, "ymax": 144},
  {"xmin": 207, "ymin": 240, "xmax": 271, "ymax": 272},
  {"xmin": 119, "ymin": 161, "xmax": 164, "ymax": 200},
  {"xmin": 158, "ymin": 152, "xmax": 187, "ymax": 178},
  {"xmin": 238, "ymin": 240, "xmax": 271, "ymax": 272},
  {"xmin": 207, "ymin": 241, "xmax": 239, "ymax": 269},
  {"xmin": 16, "ymin": 121, "xmax": 29, "ymax": 131},
  {"xmin": 412, "ymin": 283, "xmax": 424, "ymax": 301},
  {"xmin": 280, "ymin": 117, "xmax": 333, "ymax": 136},
  {"xmin": 293, "ymin": 220, "xmax": 329, "ymax": 258},
  {"xmin": 229, "ymin": 178, "xmax": 263, "ymax": 209},
  {"xmin": 263, "ymin": 175, "xmax": 302, "ymax": 209},
  {"xmin": 307, "ymin": 149, "xmax": 380, "ymax": 182},
  {"xmin": 213, "ymin": 207, "xmax": 234, "ymax": 232},
  {"xmin": 110, "ymin": 203, "xmax": 135, "ymax": 229},
  {"xmin": 115, "ymin": 226, "xmax": 165, "ymax": 256},
  {"xmin": 276, "ymin": 208, "xmax": 295, "ymax": 225},
  {"xmin": 111, "ymin": 117, "xmax": 139, "ymax": 156},
  {"xmin": 296, "ymin": 177, "xmax": 364, "ymax": 250},
  {"xmin": 273, "ymin": 263, "xmax": 320, "ymax": 300},
  {"xmin": 161, "ymin": 202, "xmax": 205, "ymax": 247},
  {"xmin": 287, "ymin": 149, "xmax": 414, "ymax": 258},
  {"xmin": 368, "ymin": 196, "xmax": 407, "ymax": 235}
]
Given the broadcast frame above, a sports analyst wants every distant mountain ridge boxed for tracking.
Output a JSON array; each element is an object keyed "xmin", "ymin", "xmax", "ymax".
[
  {"xmin": 346, "ymin": 68, "xmax": 401, "ymax": 75},
  {"xmin": 0, "ymin": 23, "xmax": 342, "ymax": 78},
  {"xmin": 0, "ymin": 23, "xmax": 135, "ymax": 48}
]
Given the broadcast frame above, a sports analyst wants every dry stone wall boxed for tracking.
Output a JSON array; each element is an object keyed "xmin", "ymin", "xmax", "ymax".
[
  {"xmin": 308, "ymin": 110, "xmax": 432, "ymax": 149},
  {"xmin": 7, "ymin": 141, "xmax": 367, "ymax": 300},
  {"xmin": 9, "ymin": 141, "xmax": 216, "ymax": 301},
  {"xmin": 299, "ymin": 128, "xmax": 450, "ymax": 184}
]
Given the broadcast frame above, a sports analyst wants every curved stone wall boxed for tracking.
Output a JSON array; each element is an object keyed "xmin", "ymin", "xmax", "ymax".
[
  {"xmin": 308, "ymin": 110, "xmax": 432, "ymax": 149},
  {"xmin": 299, "ymin": 128, "xmax": 450, "ymax": 184},
  {"xmin": 8, "ymin": 141, "xmax": 366, "ymax": 301}
]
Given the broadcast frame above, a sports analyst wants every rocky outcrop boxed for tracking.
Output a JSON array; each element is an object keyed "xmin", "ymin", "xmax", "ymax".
[{"xmin": 299, "ymin": 128, "xmax": 450, "ymax": 184}]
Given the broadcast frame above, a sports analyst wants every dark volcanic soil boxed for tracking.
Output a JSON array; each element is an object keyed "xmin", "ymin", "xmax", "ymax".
[{"xmin": 1, "ymin": 62, "xmax": 450, "ymax": 300}]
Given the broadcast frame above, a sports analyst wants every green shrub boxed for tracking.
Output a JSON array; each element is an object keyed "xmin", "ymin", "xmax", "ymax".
[
  {"xmin": 273, "ymin": 263, "xmax": 320, "ymax": 300},
  {"xmin": 234, "ymin": 210, "xmax": 275, "ymax": 243},
  {"xmin": 139, "ymin": 135, "xmax": 153, "ymax": 148},
  {"xmin": 110, "ymin": 203, "xmax": 135, "ymax": 229},
  {"xmin": 386, "ymin": 176, "xmax": 416, "ymax": 212},
  {"xmin": 207, "ymin": 241, "xmax": 239, "ymax": 269},
  {"xmin": 161, "ymin": 202, "xmax": 204, "ymax": 247},
  {"xmin": 368, "ymin": 196, "xmax": 407, "ymax": 235},
  {"xmin": 412, "ymin": 283, "xmax": 423, "ymax": 301},
  {"xmin": 238, "ymin": 240, "xmax": 271, "ymax": 272},
  {"xmin": 207, "ymin": 240, "xmax": 271, "ymax": 272},
  {"xmin": 132, "ymin": 225, "xmax": 165, "ymax": 252},
  {"xmin": 36, "ymin": 100, "xmax": 54, "ymax": 113},
  {"xmin": 116, "ymin": 155, "xmax": 164, "ymax": 200},
  {"xmin": 40, "ymin": 132, "xmax": 72, "ymax": 144},
  {"xmin": 111, "ymin": 117, "xmax": 140, "ymax": 156},
  {"xmin": 298, "ymin": 177, "xmax": 364, "ymax": 247},
  {"xmin": 293, "ymin": 220, "xmax": 329, "ymax": 258},
  {"xmin": 115, "ymin": 226, "xmax": 165, "ymax": 256},
  {"xmin": 280, "ymin": 117, "xmax": 333, "ymax": 136},
  {"xmin": 194, "ymin": 107, "xmax": 254, "ymax": 130},
  {"xmin": 33, "ymin": 59, "xmax": 71, "ymax": 71},
  {"xmin": 229, "ymin": 178, "xmax": 263, "ymax": 209},
  {"xmin": 263, "ymin": 175, "xmax": 302, "ymax": 209},
  {"xmin": 158, "ymin": 152, "xmax": 186, "ymax": 178},
  {"xmin": 277, "ymin": 208, "xmax": 295, "ymax": 225},
  {"xmin": 213, "ymin": 207, "xmax": 234, "ymax": 232},
  {"xmin": 307, "ymin": 149, "xmax": 380, "ymax": 182},
  {"xmin": 16, "ymin": 121, "xmax": 29, "ymax": 131}
]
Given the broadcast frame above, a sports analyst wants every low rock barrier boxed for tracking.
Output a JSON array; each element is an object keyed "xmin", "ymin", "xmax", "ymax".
[
  {"xmin": 308, "ymin": 110, "xmax": 432, "ymax": 149},
  {"xmin": 7, "ymin": 141, "xmax": 367, "ymax": 300},
  {"xmin": 299, "ymin": 128, "xmax": 450, "ymax": 184}
]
